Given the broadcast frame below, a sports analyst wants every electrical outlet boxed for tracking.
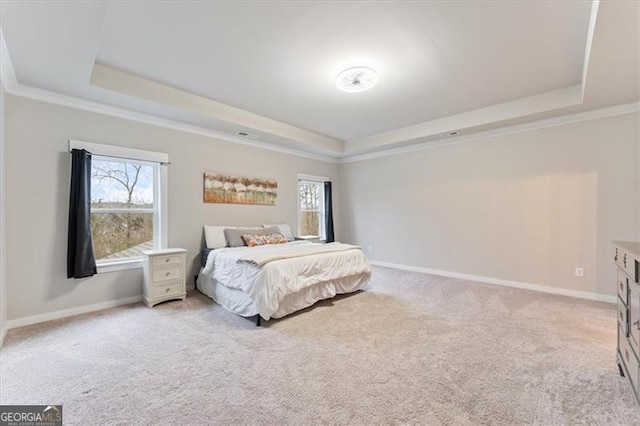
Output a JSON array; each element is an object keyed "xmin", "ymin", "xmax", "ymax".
[{"xmin": 575, "ymin": 267, "xmax": 584, "ymax": 278}]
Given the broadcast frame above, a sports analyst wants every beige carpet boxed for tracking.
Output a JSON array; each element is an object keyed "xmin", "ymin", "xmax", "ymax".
[{"xmin": 1, "ymin": 266, "xmax": 639, "ymax": 425}]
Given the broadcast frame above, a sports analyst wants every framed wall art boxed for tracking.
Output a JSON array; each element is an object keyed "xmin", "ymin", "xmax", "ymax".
[{"xmin": 203, "ymin": 172, "xmax": 277, "ymax": 205}]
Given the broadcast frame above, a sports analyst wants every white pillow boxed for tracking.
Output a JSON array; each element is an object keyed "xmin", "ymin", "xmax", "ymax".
[
  {"xmin": 263, "ymin": 224, "xmax": 294, "ymax": 241},
  {"xmin": 204, "ymin": 225, "xmax": 236, "ymax": 249}
]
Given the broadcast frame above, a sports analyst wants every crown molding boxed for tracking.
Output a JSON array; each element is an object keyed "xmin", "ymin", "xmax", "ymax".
[
  {"xmin": 345, "ymin": 84, "xmax": 584, "ymax": 154},
  {"xmin": 91, "ymin": 63, "xmax": 344, "ymax": 154},
  {"xmin": 339, "ymin": 101, "xmax": 640, "ymax": 164},
  {"xmin": 0, "ymin": 27, "xmax": 339, "ymax": 164},
  {"xmin": 5, "ymin": 82, "xmax": 340, "ymax": 164},
  {"xmin": 6, "ymin": 80, "xmax": 638, "ymax": 166}
]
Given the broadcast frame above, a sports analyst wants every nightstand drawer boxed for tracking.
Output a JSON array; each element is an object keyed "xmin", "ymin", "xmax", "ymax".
[
  {"xmin": 152, "ymin": 253, "xmax": 183, "ymax": 267},
  {"xmin": 152, "ymin": 266, "xmax": 182, "ymax": 284},
  {"xmin": 150, "ymin": 282, "xmax": 183, "ymax": 298}
]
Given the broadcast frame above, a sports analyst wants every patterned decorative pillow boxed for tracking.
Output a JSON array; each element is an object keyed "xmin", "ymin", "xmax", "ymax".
[
  {"xmin": 242, "ymin": 234, "xmax": 267, "ymax": 247},
  {"xmin": 264, "ymin": 233, "xmax": 288, "ymax": 245},
  {"xmin": 242, "ymin": 233, "xmax": 287, "ymax": 247}
]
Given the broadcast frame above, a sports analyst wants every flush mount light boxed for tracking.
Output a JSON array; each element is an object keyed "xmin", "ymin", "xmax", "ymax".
[{"xmin": 336, "ymin": 66, "xmax": 378, "ymax": 93}]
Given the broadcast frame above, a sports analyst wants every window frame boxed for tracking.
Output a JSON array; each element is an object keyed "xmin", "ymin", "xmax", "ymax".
[
  {"xmin": 69, "ymin": 140, "xmax": 169, "ymax": 273},
  {"xmin": 297, "ymin": 173, "xmax": 328, "ymax": 241}
]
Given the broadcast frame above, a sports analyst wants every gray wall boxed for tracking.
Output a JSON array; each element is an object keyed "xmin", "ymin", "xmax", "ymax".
[
  {"xmin": 340, "ymin": 113, "xmax": 639, "ymax": 297},
  {"xmin": 4, "ymin": 94, "xmax": 638, "ymax": 323},
  {"xmin": 4, "ymin": 95, "xmax": 339, "ymax": 320}
]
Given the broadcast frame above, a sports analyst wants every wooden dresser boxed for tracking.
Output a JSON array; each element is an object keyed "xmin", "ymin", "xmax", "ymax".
[
  {"xmin": 615, "ymin": 240, "xmax": 640, "ymax": 404},
  {"xmin": 142, "ymin": 248, "xmax": 187, "ymax": 308}
]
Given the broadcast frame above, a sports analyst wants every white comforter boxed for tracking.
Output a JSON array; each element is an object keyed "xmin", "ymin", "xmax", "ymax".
[{"xmin": 201, "ymin": 241, "xmax": 371, "ymax": 319}]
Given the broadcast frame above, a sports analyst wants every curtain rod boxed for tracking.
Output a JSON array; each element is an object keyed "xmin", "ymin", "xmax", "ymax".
[{"xmin": 69, "ymin": 148, "xmax": 171, "ymax": 166}]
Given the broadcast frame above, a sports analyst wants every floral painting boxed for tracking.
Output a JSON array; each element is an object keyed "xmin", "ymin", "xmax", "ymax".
[{"xmin": 203, "ymin": 173, "xmax": 277, "ymax": 205}]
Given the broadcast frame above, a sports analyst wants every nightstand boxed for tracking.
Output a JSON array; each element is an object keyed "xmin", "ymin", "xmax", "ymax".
[{"xmin": 142, "ymin": 248, "xmax": 187, "ymax": 307}]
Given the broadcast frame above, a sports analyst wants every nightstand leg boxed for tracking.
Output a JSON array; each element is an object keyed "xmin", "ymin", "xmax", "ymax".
[
  {"xmin": 618, "ymin": 361, "xmax": 626, "ymax": 377},
  {"xmin": 256, "ymin": 315, "xmax": 261, "ymax": 327}
]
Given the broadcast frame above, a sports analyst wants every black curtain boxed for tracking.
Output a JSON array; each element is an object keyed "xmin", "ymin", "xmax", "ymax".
[
  {"xmin": 324, "ymin": 181, "xmax": 335, "ymax": 243},
  {"xmin": 67, "ymin": 149, "xmax": 97, "ymax": 279}
]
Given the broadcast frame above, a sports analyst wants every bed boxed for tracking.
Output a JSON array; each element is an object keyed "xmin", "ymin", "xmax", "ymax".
[{"xmin": 196, "ymin": 227, "xmax": 371, "ymax": 324}]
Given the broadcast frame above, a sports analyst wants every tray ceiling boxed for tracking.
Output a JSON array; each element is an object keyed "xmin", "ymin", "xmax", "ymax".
[{"xmin": 1, "ymin": 0, "xmax": 638, "ymax": 159}]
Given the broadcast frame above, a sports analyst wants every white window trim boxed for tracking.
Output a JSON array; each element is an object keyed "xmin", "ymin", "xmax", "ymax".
[
  {"xmin": 69, "ymin": 139, "xmax": 169, "ymax": 273},
  {"xmin": 298, "ymin": 173, "xmax": 328, "ymax": 183},
  {"xmin": 96, "ymin": 258, "xmax": 144, "ymax": 273},
  {"xmin": 69, "ymin": 140, "xmax": 168, "ymax": 164},
  {"xmin": 296, "ymin": 173, "xmax": 329, "ymax": 240}
]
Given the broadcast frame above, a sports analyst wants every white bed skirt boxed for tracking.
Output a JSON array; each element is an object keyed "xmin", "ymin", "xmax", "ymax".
[{"xmin": 197, "ymin": 269, "xmax": 370, "ymax": 319}]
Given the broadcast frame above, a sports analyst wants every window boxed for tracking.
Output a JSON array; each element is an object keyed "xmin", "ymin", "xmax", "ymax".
[
  {"xmin": 91, "ymin": 157, "xmax": 157, "ymax": 263},
  {"xmin": 69, "ymin": 140, "xmax": 168, "ymax": 272},
  {"xmin": 298, "ymin": 175, "xmax": 326, "ymax": 240}
]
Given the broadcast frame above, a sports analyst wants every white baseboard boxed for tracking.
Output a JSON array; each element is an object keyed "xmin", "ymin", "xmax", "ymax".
[
  {"xmin": 0, "ymin": 322, "xmax": 8, "ymax": 347},
  {"xmin": 369, "ymin": 260, "xmax": 617, "ymax": 304},
  {"xmin": 4, "ymin": 295, "xmax": 143, "ymax": 331}
]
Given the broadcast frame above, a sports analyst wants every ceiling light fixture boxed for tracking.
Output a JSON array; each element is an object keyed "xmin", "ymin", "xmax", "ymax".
[{"xmin": 336, "ymin": 66, "xmax": 378, "ymax": 93}]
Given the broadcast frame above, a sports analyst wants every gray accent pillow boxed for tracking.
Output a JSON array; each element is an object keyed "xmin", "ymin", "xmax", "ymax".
[
  {"xmin": 263, "ymin": 224, "xmax": 295, "ymax": 241},
  {"xmin": 224, "ymin": 226, "xmax": 281, "ymax": 247},
  {"xmin": 262, "ymin": 225, "xmax": 282, "ymax": 236},
  {"xmin": 224, "ymin": 227, "xmax": 264, "ymax": 247}
]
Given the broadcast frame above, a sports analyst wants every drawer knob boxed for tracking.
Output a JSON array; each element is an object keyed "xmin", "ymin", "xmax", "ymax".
[
  {"xmin": 165, "ymin": 272, "xmax": 170, "ymax": 277},
  {"xmin": 624, "ymin": 253, "xmax": 627, "ymax": 268},
  {"xmin": 615, "ymin": 248, "xmax": 619, "ymax": 262},
  {"xmin": 165, "ymin": 258, "xmax": 170, "ymax": 263},
  {"xmin": 165, "ymin": 287, "xmax": 170, "ymax": 293}
]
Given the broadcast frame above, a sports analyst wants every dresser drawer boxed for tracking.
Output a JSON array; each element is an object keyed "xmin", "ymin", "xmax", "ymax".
[
  {"xmin": 150, "ymin": 281, "xmax": 183, "ymax": 298},
  {"xmin": 619, "ymin": 298, "xmax": 629, "ymax": 335},
  {"xmin": 619, "ymin": 326, "xmax": 640, "ymax": 394},
  {"xmin": 630, "ymin": 279, "xmax": 640, "ymax": 350},
  {"xmin": 152, "ymin": 253, "xmax": 183, "ymax": 267},
  {"xmin": 618, "ymin": 269, "xmax": 629, "ymax": 304},
  {"xmin": 152, "ymin": 266, "xmax": 183, "ymax": 284},
  {"xmin": 616, "ymin": 246, "xmax": 639, "ymax": 283}
]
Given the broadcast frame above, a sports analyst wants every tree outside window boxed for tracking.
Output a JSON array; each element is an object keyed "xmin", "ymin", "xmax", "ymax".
[
  {"xmin": 90, "ymin": 157, "xmax": 155, "ymax": 261},
  {"xmin": 298, "ymin": 180, "xmax": 325, "ymax": 238}
]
